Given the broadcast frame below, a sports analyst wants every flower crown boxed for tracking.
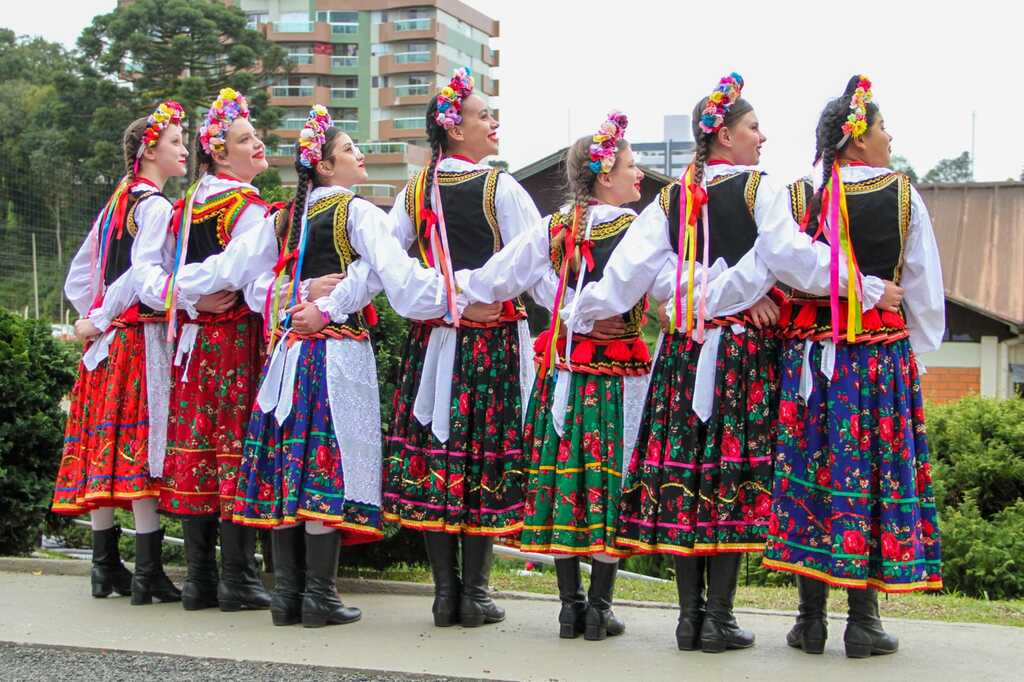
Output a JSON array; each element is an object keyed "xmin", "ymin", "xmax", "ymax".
[
  {"xmin": 698, "ymin": 72, "xmax": 744, "ymax": 135},
  {"xmin": 838, "ymin": 75, "xmax": 873, "ymax": 148},
  {"xmin": 297, "ymin": 105, "xmax": 334, "ymax": 168},
  {"xmin": 588, "ymin": 111, "xmax": 629, "ymax": 174},
  {"xmin": 199, "ymin": 88, "xmax": 249, "ymax": 155},
  {"xmin": 435, "ymin": 67, "xmax": 474, "ymax": 130},
  {"xmin": 137, "ymin": 100, "xmax": 185, "ymax": 159}
]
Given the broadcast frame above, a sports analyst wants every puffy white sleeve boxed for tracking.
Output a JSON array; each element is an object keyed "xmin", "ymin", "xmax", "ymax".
[
  {"xmin": 389, "ymin": 185, "xmax": 418, "ymax": 251},
  {"xmin": 313, "ymin": 259, "xmax": 382, "ymax": 323},
  {"xmin": 348, "ymin": 198, "xmax": 446, "ymax": 320},
  {"xmin": 754, "ymin": 187, "xmax": 884, "ymax": 309},
  {"xmin": 495, "ymin": 173, "xmax": 542, "ymax": 244},
  {"xmin": 130, "ymin": 195, "xmax": 176, "ymax": 312},
  {"xmin": 562, "ymin": 201, "xmax": 679, "ymax": 331},
  {"xmin": 87, "ymin": 270, "xmax": 134, "ymax": 332},
  {"xmin": 901, "ymin": 187, "xmax": 946, "ymax": 355},
  {"xmin": 65, "ymin": 216, "xmax": 101, "ymax": 317},
  {"xmin": 171, "ymin": 204, "xmax": 278, "ymax": 312}
]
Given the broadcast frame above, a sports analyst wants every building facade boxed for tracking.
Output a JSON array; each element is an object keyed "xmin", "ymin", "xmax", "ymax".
[
  {"xmin": 236, "ymin": 0, "xmax": 500, "ymax": 205},
  {"xmin": 632, "ymin": 114, "xmax": 696, "ymax": 179}
]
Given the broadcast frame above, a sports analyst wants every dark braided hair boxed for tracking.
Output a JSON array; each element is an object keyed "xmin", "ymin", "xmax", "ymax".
[
  {"xmin": 420, "ymin": 98, "xmax": 450, "ymax": 218},
  {"xmin": 806, "ymin": 75, "xmax": 880, "ymax": 225},
  {"xmin": 689, "ymin": 96, "xmax": 754, "ymax": 186},
  {"xmin": 122, "ymin": 117, "xmax": 149, "ymax": 178},
  {"xmin": 191, "ymin": 133, "xmax": 214, "ymax": 183},
  {"xmin": 278, "ymin": 126, "xmax": 345, "ymax": 254}
]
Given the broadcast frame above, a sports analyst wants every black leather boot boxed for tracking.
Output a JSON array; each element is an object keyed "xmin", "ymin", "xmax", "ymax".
[
  {"xmin": 787, "ymin": 576, "xmax": 828, "ymax": 654},
  {"xmin": 217, "ymin": 520, "xmax": 272, "ymax": 611},
  {"xmin": 91, "ymin": 526, "xmax": 133, "ymax": 598},
  {"xmin": 301, "ymin": 531, "xmax": 361, "ymax": 627},
  {"xmin": 424, "ymin": 531, "xmax": 461, "ymax": 627},
  {"xmin": 584, "ymin": 559, "xmax": 625, "ymax": 641},
  {"xmin": 555, "ymin": 557, "xmax": 587, "ymax": 638},
  {"xmin": 700, "ymin": 554, "xmax": 754, "ymax": 653},
  {"xmin": 674, "ymin": 555, "xmax": 706, "ymax": 651},
  {"xmin": 130, "ymin": 529, "xmax": 182, "ymax": 605},
  {"xmin": 181, "ymin": 517, "xmax": 219, "ymax": 610},
  {"xmin": 459, "ymin": 534, "xmax": 504, "ymax": 627},
  {"xmin": 844, "ymin": 587, "xmax": 898, "ymax": 658},
  {"xmin": 270, "ymin": 525, "xmax": 305, "ymax": 626}
]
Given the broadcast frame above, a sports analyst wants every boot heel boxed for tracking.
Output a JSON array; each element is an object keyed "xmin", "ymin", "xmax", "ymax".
[
  {"xmin": 560, "ymin": 623, "xmax": 579, "ymax": 639},
  {"xmin": 433, "ymin": 612, "xmax": 457, "ymax": 627},
  {"xmin": 676, "ymin": 634, "xmax": 700, "ymax": 651},
  {"xmin": 460, "ymin": 606, "xmax": 485, "ymax": 628},
  {"xmin": 130, "ymin": 591, "xmax": 153, "ymax": 606},
  {"xmin": 219, "ymin": 600, "xmax": 243, "ymax": 612},
  {"xmin": 802, "ymin": 637, "xmax": 826, "ymax": 655},
  {"xmin": 584, "ymin": 620, "xmax": 607, "ymax": 641},
  {"xmin": 701, "ymin": 636, "xmax": 727, "ymax": 654},
  {"xmin": 271, "ymin": 611, "xmax": 300, "ymax": 626},
  {"xmin": 845, "ymin": 641, "xmax": 872, "ymax": 658},
  {"xmin": 92, "ymin": 580, "xmax": 112, "ymax": 599}
]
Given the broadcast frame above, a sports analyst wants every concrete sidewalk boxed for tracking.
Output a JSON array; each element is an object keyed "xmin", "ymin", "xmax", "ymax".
[{"xmin": 0, "ymin": 563, "xmax": 1020, "ymax": 681}]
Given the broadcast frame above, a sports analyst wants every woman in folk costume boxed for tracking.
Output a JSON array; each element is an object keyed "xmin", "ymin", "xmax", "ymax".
[
  {"xmin": 759, "ymin": 76, "xmax": 944, "ymax": 658},
  {"xmin": 382, "ymin": 67, "xmax": 540, "ymax": 628},
  {"xmin": 457, "ymin": 113, "xmax": 655, "ymax": 641},
  {"xmin": 565, "ymin": 73, "xmax": 817, "ymax": 654},
  {"xmin": 53, "ymin": 102, "xmax": 187, "ymax": 605},
  {"xmin": 232, "ymin": 106, "xmax": 449, "ymax": 628},
  {"xmin": 158, "ymin": 88, "xmax": 280, "ymax": 612}
]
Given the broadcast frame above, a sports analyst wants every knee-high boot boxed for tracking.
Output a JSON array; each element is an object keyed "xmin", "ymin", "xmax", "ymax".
[
  {"xmin": 674, "ymin": 555, "xmax": 706, "ymax": 650},
  {"xmin": 699, "ymin": 554, "xmax": 754, "ymax": 653},
  {"xmin": 555, "ymin": 557, "xmax": 587, "ymax": 639},
  {"xmin": 423, "ymin": 531, "xmax": 461, "ymax": 626},
  {"xmin": 459, "ymin": 534, "xmax": 504, "ymax": 627}
]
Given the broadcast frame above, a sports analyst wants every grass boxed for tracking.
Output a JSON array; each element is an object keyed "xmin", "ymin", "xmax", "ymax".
[{"xmin": 338, "ymin": 559, "xmax": 1024, "ymax": 628}]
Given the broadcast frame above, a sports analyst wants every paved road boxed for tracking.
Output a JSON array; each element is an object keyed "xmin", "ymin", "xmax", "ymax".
[{"xmin": 0, "ymin": 568, "xmax": 1021, "ymax": 681}]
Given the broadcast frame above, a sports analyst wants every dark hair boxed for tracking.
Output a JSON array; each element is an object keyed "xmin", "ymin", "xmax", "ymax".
[
  {"xmin": 806, "ymin": 75, "xmax": 881, "ymax": 222},
  {"xmin": 688, "ymin": 96, "xmax": 754, "ymax": 186},
  {"xmin": 420, "ymin": 97, "xmax": 451, "ymax": 217},
  {"xmin": 191, "ymin": 133, "xmax": 213, "ymax": 183},
  {"xmin": 122, "ymin": 117, "xmax": 149, "ymax": 177},
  {"xmin": 278, "ymin": 126, "xmax": 345, "ymax": 252}
]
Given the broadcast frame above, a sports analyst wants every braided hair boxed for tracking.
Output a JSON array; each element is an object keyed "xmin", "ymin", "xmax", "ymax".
[
  {"xmin": 688, "ymin": 96, "xmax": 753, "ymax": 186},
  {"xmin": 557, "ymin": 135, "xmax": 628, "ymax": 270},
  {"xmin": 122, "ymin": 117, "xmax": 149, "ymax": 179},
  {"xmin": 805, "ymin": 75, "xmax": 881, "ymax": 226},
  {"xmin": 420, "ymin": 97, "xmax": 450, "ymax": 217}
]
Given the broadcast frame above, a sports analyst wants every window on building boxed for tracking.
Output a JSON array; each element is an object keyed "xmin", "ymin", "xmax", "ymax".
[
  {"xmin": 284, "ymin": 44, "xmax": 314, "ymax": 65},
  {"xmin": 245, "ymin": 12, "xmax": 268, "ymax": 30}
]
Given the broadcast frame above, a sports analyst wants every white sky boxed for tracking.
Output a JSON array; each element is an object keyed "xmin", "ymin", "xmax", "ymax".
[{"xmin": 7, "ymin": 0, "xmax": 1022, "ymax": 182}]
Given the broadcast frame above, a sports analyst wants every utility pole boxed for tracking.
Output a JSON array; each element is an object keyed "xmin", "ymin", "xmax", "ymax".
[{"xmin": 970, "ymin": 110, "xmax": 976, "ymax": 180}]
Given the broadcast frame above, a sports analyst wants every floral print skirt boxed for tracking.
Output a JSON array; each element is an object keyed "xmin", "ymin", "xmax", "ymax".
[
  {"xmin": 382, "ymin": 322, "xmax": 526, "ymax": 536},
  {"xmin": 519, "ymin": 371, "xmax": 629, "ymax": 556},
  {"xmin": 615, "ymin": 328, "xmax": 779, "ymax": 556},
  {"xmin": 159, "ymin": 313, "xmax": 262, "ymax": 519},
  {"xmin": 52, "ymin": 324, "xmax": 158, "ymax": 514},
  {"xmin": 763, "ymin": 338, "xmax": 942, "ymax": 592},
  {"xmin": 232, "ymin": 338, "xmax": 383, "ymax": 545}
]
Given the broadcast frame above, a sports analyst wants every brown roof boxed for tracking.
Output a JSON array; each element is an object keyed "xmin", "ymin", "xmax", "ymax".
[{"xmin": 918, "ymin": 181, "xmax": 1024, "ymax": 327}]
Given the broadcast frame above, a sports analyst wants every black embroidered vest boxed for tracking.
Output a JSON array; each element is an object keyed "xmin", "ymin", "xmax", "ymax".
[{"xmin": 103, "ymin": 189, "xmax": 165, "ymax": 319}]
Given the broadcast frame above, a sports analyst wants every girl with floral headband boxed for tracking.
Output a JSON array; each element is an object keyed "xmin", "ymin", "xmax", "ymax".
[
  {"xmin": 157, "ymin": 87, "xmax": 281, "ymax": 613},
  {"xmin": 230, "ymin": 106, "xmax": 449, "ymax": 628},
  {"xmin": 53, "ymin": 101, "xmax": 187, "ymax": 606},
  {"xmin": 758, "ymin": 75, "xmax": 943, "ymax": 658},
  {"xmin": 382, "ymin": 67, "xmax": 542, "ymax": 628},
  {"xmin": 455, "ymin": 111, "xmax": 661, "ymax": 641}
]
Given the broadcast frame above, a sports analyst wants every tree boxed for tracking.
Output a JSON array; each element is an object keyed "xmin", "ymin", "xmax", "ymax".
[
  {"xmin": 923, "ymin": 151, "xmax": 973, "ymax": 184},
  {"xmin": 889, "ymin": 154, "xmax": 919, "ymax": 184},
  {"xmin": 77, "ymin": 0, "xmax": 289, "ymax": 157}
]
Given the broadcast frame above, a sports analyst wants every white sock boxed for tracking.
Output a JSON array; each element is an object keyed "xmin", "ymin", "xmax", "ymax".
[
  {"xmin": 304, "ymin": 521, "xmax": 335, "ymax": 536},
  {"xmin": 131, "ymin": 498, "xmax": 160, "ymax": 534},
  {"xmin": 90, "ymin": 508, "xmax": 115, "ymax": 531}
]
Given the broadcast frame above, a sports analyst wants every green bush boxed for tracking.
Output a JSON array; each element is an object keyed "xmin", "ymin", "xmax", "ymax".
[
  {"xmin": 370, "ymin": 293, "xmax": 410, "ymax": 434},
  {"xmin": 927, "ymin": 396, "xmax": 1024, "ymax": 517},
  {"xmin": 0, "ymin": 309, "xmax": 76, "ymax": 555},
  {"xmin": 939, "ymin": 495, "xmax": 1024, "ymax": 600}
]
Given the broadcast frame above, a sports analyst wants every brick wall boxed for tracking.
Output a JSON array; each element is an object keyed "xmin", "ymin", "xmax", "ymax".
[{"xmin": 921, "ymin": 366, "xmax": 980, "ymax": 403}]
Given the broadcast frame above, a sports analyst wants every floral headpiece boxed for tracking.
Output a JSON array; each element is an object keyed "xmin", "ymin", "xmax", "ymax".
[
  {"xmin": 837, "ymin": 75, "xmax": 873, "ymax": 148},
  {"xmin": 136, "ymin": 100, "xmax": 185, "ymax": 160},
  {"xmin": 698, "ymin": 72, "xmax": 744, "ymax": 135},
  {"xmin": 297, "ymin": 105, "xmax": 333, "ymax": 168},
  {"xmin": 435, "ymin": 67, "xmax": 474, "ymax": 130},
  {"xmin": 588, "ymin": 111, "xmax": 629, "ymax": 174},
  {"xmin": 199, "ymin": 88, "xmax": 249, "ymax": 155}
]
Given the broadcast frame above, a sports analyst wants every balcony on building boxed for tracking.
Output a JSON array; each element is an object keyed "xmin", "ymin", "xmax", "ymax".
[
  {"xmin": 379, "ymin": 50, "xmax": 448, "ymax": 76},
  {"xmin": 481, "ymin": 44, "xmax": 500, "ymax": 67},
  {"xmin": 265, "ymin": 20, "xmax": 331, "ymax": 42},
  {"xmin": 269, "ymin": 83, "xmax": 329, "ymax": 108},
  {"xmin": 378, "ymin": 82, "xmax": 432, "ymax": 107},
  {"xmin": 378, "ymin": 17, "xmax": 443, "ymax": 43},
  {"xmin": 378, "ymin": 117, "xmax": 427, "ymax": 141},
  {"xmin": 361, "ymin": 141, "xmax": 431, "ymax": 166}
]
